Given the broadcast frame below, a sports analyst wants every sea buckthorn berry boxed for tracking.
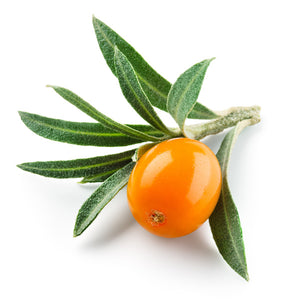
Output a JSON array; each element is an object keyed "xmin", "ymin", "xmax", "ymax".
[{"xmin": 127, "ymin": 138, "xmax": 222, "ymax": 238}]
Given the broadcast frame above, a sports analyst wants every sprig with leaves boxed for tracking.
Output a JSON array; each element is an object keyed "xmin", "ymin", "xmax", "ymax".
[{"xmin": 18, "ymin": 16, "xmax": 260, "ymax": 281}]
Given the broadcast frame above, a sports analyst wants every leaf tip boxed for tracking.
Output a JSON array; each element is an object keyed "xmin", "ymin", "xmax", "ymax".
[
  {"xmin": 16, "ymin": 163, "xmax": 24, "ymax": 170},
  {"xmin": 46, "ymin": 85, "xmax": 63, "ymax": 96},
  {"xmin": 18, "ymin": 111, "xmax": 25, "ymax": 118},
  {"xmin": 239, "ymin": 269, "xmax": 249, "ymax": 281},
  {"xmin": 46, "ymin": 84, "xmax": 57, "ymax": 90},
  {"xmin": 78, "ymin": 178, "xmax": 89, "ymax": 184},
  {"xmin": 92, "ymin": 14, "xmax": 100, "ymax": 24},
  {"xmin": 73, "ymin": 224, "xmax": 81, "ymax": 237}
]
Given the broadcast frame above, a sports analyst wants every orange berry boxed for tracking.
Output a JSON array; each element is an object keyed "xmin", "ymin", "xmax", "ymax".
[{"xmin": 127, "ymin": 138, "xmax": 222, "ymax": 238}]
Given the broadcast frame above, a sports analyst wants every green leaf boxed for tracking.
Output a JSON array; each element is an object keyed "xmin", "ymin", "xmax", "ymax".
[
  {"xmin": 167, "ymin": 58, "xmax": 215, "ymax": 135},
  {"xmin": 19, "ymin": 112, "xmax": 164, "ymax": 147},
  {"xmin": 209, "ymin": 120, "xmax": 252, "ymax": 281},
  {"xmin": 48, "ymin": 85, "xmax": 162, "ymax": 142},
  {"xmin": 17, "ymin": 149, "xmax": 135, "ymax": 179},
  {"xmin": 81, "ymin": 143, "xmax": 157, "ymax": 183},
  {"xmin": 114, "ymin": 47, "xmax": 174, "ymax": 136},
  {"xmin": 74, "ymin": 161, "xmax": 135, "ymax": 236},
  {"xmin": 92, "ymin": 16, "xmax": 218, "ymax": 120},
  {"xmin": 80, "ymin": 173, "xmax": 116, "ymax": 184}
]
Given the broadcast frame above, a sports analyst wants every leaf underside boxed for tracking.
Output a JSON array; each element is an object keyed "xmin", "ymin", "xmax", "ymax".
[
  {"xmin": 73, "ymin": 161, "xmax": 135, "ymax": 236},
  {"xmin": 167, "ymin": 59, "xmax": 215, "ymax": 133},
  {"xmin": 209, "ymin": 178, "xmax": 248, "ymax": 281},
  {"xmin": 114, "ymin": 47, "xmax": 173, "ymax": 135},
  {"xmin": 209, "ymin": 121, "xmax": 250, "ymax": 281},
  {"xmin": 92, "ymin": 16, "xmax": 218, "ymax": 120}
]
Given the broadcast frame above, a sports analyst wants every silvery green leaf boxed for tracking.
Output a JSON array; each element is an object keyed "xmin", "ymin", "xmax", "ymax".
[
  {"xmin": 17, "ymin": 149, "xmax": 135, "ymax": 179},
  {"xmin": 19, "ymin": 112, "xmax": 164, "ymax": 147},
  {"xmin": 114, "ymin": 47, "xmax": 174, "ymax": 136},
  {"xmin": 73, "ymin": 161, "xmax": 135, "ymax": 236},
  {"xmin": 48, "ymin": 85, "xmax": 162, "ymax": 142},
  {"xmin": 209, "ymin": 120, "xmax": 252, "ymax": 281},
  {"xmin": 167, "ymin": 58, "xmax": 215, "ymax": 136},
  {"xmin": 92, "ymin": 16, "xmax": 218, "ymax": 120}
]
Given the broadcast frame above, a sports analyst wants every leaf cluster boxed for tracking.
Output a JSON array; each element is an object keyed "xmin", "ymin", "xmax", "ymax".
[{"xmin": 17, "ymin": 16, "xmax": 259, "ymax": 281}]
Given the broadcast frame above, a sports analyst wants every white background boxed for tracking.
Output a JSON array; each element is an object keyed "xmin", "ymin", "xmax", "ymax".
[{"xmin": 1, "ymin": 0, "xmax": 300, "ymax": 299}]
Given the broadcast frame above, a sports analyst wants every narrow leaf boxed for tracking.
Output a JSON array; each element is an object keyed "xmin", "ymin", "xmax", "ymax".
[
  {"xmin": 74, "ymin": 161, "xmax": 135, "ymax": 236},
  {"xmin": 81, "ymin": 143, "xmax": 157, "ymax": 183},
  {"xmin": 48, "ymin": 85, "xmax": 162, "ymax": 142},
  {"xmin": 167, "ymin": 58, "xmax": 215, "ymax": 135},
  {"xmin": 216, "ymin": 120, "xmax": 253, "ymax": 172},
  {"xmin": 80, "ymin": 173, "xmax": 116, "ymax": 184},
  {"xmin": 17, "ymin": 149, "xmax": 135, "ymax": 179},
  {"xmin": 114, "ymin": 47, "xmax": 174, "ymax": 136},
  {"xmin": 19, "ymin": 112, "xmax": 164, "ymax": 147},
  {"xmin": 92, "ymin": 16, "xmax": 218, "ymax": 120},
  {"xmin": 209, "ymin": 120, "xmax": 252, "ymax": 281}
]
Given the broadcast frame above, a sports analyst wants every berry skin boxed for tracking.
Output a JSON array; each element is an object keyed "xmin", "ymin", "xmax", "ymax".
[{"xmin": 127, "ymin": 138, "xmax": 222, "ymax": 238}]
